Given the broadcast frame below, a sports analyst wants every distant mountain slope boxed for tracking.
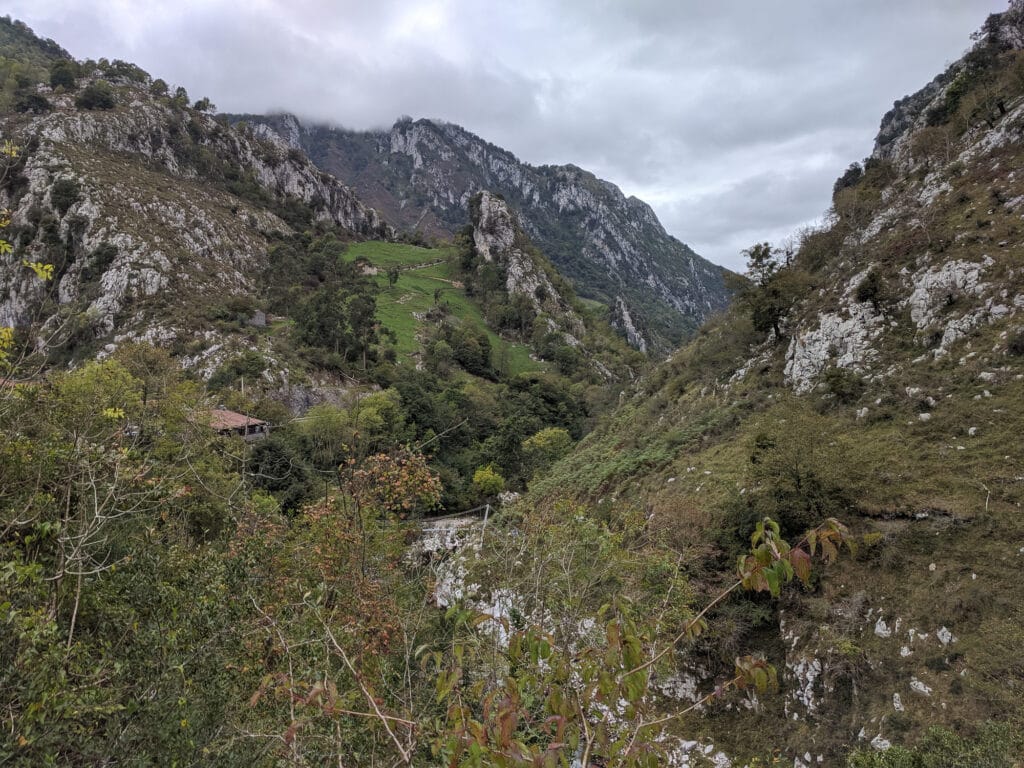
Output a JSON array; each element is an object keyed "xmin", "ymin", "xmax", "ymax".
[
  {"xmin": 0, "ymin": 21, "xmax": 640, "ymax": 418},
  {"xmin": 459, "ymin": 190, "xmax": 641, "ymax": 381},
  {"xmin": 232, "ymin": 113, "xmax": 732, "ymax": 354}
]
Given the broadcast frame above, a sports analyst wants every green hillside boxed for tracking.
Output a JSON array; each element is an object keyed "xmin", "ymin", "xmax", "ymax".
[
  {"xmin": 344, "ymin": 241, "xmax": 541, "ymax": 375},
  {"xmin": 0, "ymin": 16, "xmax": 70, "ymax": 109},
  {"xmin": 525, "ymin": 10, "xmax": 1024, "ymax": 762}
]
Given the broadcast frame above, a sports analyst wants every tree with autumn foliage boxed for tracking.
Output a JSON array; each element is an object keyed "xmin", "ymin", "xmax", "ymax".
[
  {"xmin": 221, "ymin": 489, "xmax": 449, "ymax": 766},
  {"xmin": 345, "ymin": 449, "xmax": 442, "ymax": 519}
]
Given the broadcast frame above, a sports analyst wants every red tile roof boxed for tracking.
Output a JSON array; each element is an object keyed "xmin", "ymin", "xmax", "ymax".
[{"xmin": 207, "ymin": 409, "xmax": 267, "ymax": 430}]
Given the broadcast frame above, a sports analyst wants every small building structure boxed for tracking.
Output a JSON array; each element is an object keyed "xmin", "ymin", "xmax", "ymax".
[{"xmin": 206, "ymin": 408, "xmax": 269, "ymax": 441}]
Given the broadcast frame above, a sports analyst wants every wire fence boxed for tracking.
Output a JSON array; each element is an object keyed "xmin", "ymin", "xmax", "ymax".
[{"xmin": 411, "ymin": 503, "xmax": 491, "ymax": 525}]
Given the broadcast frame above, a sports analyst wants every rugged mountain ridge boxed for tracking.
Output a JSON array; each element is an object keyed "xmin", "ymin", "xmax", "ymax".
[
  {"xmin": 0, "ymin": 57, "xmax": 390, "ymax": 369},
  {"xmin": 0, "ymin": 20, "xmax": 642, "ymax": 423},
  {"xmin": 470, "ymin": 191, "xmax": 585, "ymax": 343},
  {"xmin": 778, "ymin": 0, "xmax": 1024, "ymax": 396},
  {"xmin": 461, "ymin": 190, "xmax": 636, "ymax": 381},
  {"xmin": 234, "ymin": 113, "xmax": 732, "ymax": 354},
  {"xmin": 873, "ymin": 0, "xmax": 1024, "ymax": 164}
]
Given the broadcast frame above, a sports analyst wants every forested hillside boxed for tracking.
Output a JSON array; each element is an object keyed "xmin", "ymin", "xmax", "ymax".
[{"xmin": 0, "ymin": 16, "xmax": 71, "ymax": 111}]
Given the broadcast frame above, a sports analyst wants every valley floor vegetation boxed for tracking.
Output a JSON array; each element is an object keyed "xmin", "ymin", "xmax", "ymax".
[{"xmin": 0, "ymin": 340, "xmax": 864, "ymax": 765}]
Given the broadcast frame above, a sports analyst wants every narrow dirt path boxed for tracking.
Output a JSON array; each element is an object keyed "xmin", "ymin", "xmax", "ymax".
[{"xmin": 399, "ymin": 258, "xmax": 446, "ymax": 272}]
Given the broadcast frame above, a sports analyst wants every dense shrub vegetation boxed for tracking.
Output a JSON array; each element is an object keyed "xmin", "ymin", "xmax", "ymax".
[{"xmin": 0, "ymin": 348, "xmax": 858, "ymax": 765}]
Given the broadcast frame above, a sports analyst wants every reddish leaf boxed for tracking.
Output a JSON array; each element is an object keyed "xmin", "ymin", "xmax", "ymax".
[{"xmin": 788, "ymin": 547, "xmax": 812, "ymax": 584}]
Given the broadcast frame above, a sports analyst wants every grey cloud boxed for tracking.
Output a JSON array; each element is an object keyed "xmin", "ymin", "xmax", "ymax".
[{"xmin": 8, "ymin": 0, "xmax": 1009, "ymax": 271}]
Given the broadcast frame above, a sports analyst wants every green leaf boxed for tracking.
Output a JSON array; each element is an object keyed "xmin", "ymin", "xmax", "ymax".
[
  {"xmin": 751, "ymin": 520, "xmax": 764, "ymax": 547},
  {"xmin": 606, "ymin": 619, "xmax": 621, "ymax": 651},
  {"xmin": 779, "ymin": 558, "xmax": 794, "ymax": 583},
  {"xmin": 622, "ymin": 671, "xmax": 646, "ymax": 704},
  {"xmin": 684, "ymin": 617, "xmax": 707, "ymax": 640},
  {"xmin": 752, "ymin": 667, "xmax": 768, "ymax": 692}
]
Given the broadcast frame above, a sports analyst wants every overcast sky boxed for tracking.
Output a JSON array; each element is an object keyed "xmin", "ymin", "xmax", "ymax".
[{"xmin": 9, "ymin": 1, "xmax": 1008, "ymax": 270}]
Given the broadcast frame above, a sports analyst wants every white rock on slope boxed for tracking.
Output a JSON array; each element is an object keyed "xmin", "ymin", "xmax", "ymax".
[
  {"xmin": 784, "ymin": 304, "xmax": 883, "ymax": 393},
  {"xmin": 905, "ymin": 258, "xmax": 992, "ymax": 330},
  {"xmin": 472, "ymin": 191, "xmax": 585, "ymax": 343}
]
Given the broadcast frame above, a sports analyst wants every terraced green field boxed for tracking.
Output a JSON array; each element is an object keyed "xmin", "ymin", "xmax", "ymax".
[{"xmin": 345, "ymin": 242, "xmax": 541, "ymax": 376}]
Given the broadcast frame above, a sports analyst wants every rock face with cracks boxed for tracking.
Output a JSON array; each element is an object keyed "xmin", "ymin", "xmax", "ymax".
[
  {"xmin": 775, "ymin": 0, "xmax": 1024, "ymax": 394},
  {"xmin": 471, "ymin": 191, "xmax": 583, "ymax": 341},
  {"xmin": 468, "ymin": 190, "xmax": 626, "ymax": 379}
]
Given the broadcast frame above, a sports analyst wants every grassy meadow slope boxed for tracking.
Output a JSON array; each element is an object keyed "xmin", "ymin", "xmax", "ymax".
[{"xmin": 345, "ymin": 240, "xmax": 541, "ymax": 375}]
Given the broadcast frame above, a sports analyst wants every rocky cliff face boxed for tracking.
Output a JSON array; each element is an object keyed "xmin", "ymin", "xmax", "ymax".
[
  {"xmin": 462, "ymin": 190, "xmax": 639, "ymax": 381},
  {"xmin": 470, "ymin": 191, "xmax": 585, "ymax": 345},
  {"xmin": 873, "ymin": 0, "xmax": 1024, "ymax": 164},
  {"xmin": 775, "ymin": 1, "xmax": 1024, "ymax": 396},
  {"xmin": 0, "ymin": 70, "xmax": 390, "ymax": 359},
  {"xmin": 235, "ymin": 114, "xmax": 731, "ymax": 354}
]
